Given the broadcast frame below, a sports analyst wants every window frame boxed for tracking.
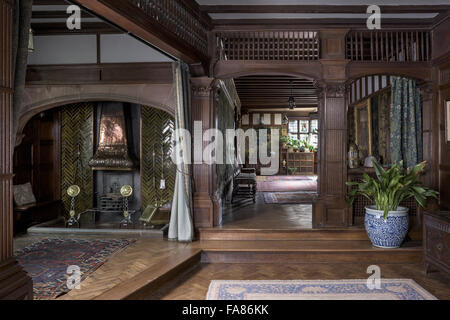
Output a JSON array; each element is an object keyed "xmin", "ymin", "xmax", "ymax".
[{"xmin": 288, "ymin": 118, "xmax": 319, "ymax": 148}]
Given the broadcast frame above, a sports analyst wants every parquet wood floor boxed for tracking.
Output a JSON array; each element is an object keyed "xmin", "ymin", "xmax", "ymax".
[
  {"xmin": 59, "ymin": 239, "xmax": 191, "ymax": 300},
  {"xmin": 222, "ymin": 194, "xmax": 313, "ymax": 229},
  {"xmin": 16, "ymin": 233, "xmax": 447, "ymax": 300},
  {"xmin": 147, "ymin": 262, "xmax": 450, "ymax": 300}
]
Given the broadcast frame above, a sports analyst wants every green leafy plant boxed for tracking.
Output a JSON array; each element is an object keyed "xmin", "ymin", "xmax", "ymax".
[
  {"xmin": 280, "ymin": 136, "xmax": 289, "ymax": 143},
  {"xmin": 288, "ymin": 167, "xmax": 298, "ymax": 175},
  {"xmin": 346, "ymin": 160, "xmax": 438, "ymax": 219},
  {"xmin": 300, "ymin": 136, "xmax": 317, "ymax": 153}
]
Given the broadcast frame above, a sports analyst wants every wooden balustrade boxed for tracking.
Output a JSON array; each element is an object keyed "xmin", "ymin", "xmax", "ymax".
[
  {"xmin": 346, "ymin": 30, "xmax": 431, "ymax": 62},
  {"xmin": 215, "ymin": 31, "xmax": 320, "ymax": 61},
  {"xmin": 130, "ymin": 0, "xmax": 209, "ymax": 56}
]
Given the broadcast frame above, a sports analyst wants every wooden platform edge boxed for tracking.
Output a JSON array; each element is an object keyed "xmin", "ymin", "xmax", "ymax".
[
  {"xmin": 93, "ymin": 248, "xmax": 202, "ymax": 300},
  {"xmin": 198, "ymin": 228, "xmax": 423, "ymax": 241}
]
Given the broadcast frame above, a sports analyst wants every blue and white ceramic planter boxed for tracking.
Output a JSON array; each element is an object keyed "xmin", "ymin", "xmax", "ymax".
[{"xmin": 365, "ymin": 206, "xmax": 409, "ymax": 249}]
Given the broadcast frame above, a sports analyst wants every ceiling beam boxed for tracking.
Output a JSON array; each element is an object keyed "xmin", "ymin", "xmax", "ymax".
[
  {"xmin": 32, "ymin": 22, "xmax": 121, "ymax": 35},
  {"xmin": 201, "ymin": 5, "xmax": 450, "ymax": 14},
  {"xmin": 71, "ymin": 0, "xmax": 209, "ymax": 65},
  {"xmin": 212, "ymin": 18, "xmax": 435, "ymax": 27},
  {"xmin": 32, "ymin": 10, "xmax": 94, "ymax": 19}
]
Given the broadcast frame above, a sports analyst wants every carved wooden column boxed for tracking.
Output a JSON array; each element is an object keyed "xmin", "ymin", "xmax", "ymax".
[
  {"xmin": 313, "ymin": 29, "xmax": 351, "ymax": 227},
  {"xmin": 0, "ymin": 0, "xmax": 33, "ymax": 299},
  {"xmin": 190, "ymin": 77, "xmax": 219, "ymax": 229},
  {"xmin": 314, "ymin": 81, "xmax": 350, "ymax": 227}
]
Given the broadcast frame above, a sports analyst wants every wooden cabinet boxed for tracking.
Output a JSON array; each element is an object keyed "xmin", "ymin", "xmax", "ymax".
[
  {"xmin": 424, "ymin": 211, "xmax": 450, "ymax": 277},
  {"xmin": 281, "ymin": 150, "xmax": 315, "ymax": 175}
]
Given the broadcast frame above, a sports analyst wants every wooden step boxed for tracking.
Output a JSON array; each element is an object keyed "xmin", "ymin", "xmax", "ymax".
[
  {"xmin": 200, "ymin": 240, "xmax": 423, "ymax": 264},
  {"xmin": 199, "ymin": 228, "xmax": 422, "ymax": 241},
  {"xmin": 93, "ymin": 248, "xmax": 202, "ymax": 300}
]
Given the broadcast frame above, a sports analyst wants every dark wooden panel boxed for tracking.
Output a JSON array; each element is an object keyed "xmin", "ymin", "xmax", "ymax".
[
  {"xmin": 202, "ymin": 5, "xmax": 450, "ymax": 14},
  {"xmin": 26, "ymin": 63, "xmax": 173, "ymax": 85},
  {"xmin": 191, "ymin": 77, "xmax": 216, "ymax": 228},
  {"xmin": 13, "ymin": 110, "xmax": 61, "ymax": 204}
]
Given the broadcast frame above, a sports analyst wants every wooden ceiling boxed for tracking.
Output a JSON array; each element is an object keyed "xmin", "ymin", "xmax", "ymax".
[
  {"xmin": 234, "ymin": 76, "xmax": 318, "ymax": 110},
  {"xmin": 32, "ymin": 0, "xmax": 121, "ymax": 35}
]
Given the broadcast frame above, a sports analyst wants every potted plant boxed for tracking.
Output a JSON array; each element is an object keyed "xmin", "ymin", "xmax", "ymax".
[
  {"xmin": 347, "ymin": 160, "xmax": 438, "ymax": 248},
  {"xmin": 280, "ymin": 136, "xmax": 289, "ymax": 149},
  {"xmin": 298, "ymin": 140, "xmax": 306, "ymax": 152},
  {"xmin": 287, "ymin": 138, "xmax": 295, "ymax": 152},
  {"xmin": 288, "ymin": 167, "xmax": 298, "ymax": 175}
]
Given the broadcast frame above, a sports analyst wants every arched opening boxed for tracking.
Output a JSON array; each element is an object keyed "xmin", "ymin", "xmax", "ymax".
[
  {"xmin": 215, "ymin": 74, "xmax": 321, "ymax": 230},
  {"xmin": 12, "ymin": 100, "xmax": 175, "ymax": 236},
  {"xmin": 346, "ymin": 74, "xmax": 430, "ymax": 229}
]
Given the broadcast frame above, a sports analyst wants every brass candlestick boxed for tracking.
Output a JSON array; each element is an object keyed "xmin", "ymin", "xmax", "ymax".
[
  {"xmin": 120, "ymin": 185, "xmax": 133, "ymax": 228},
  {"xmin": 66, "ymin": 185, "xmax": 80, "ymax": 228}
]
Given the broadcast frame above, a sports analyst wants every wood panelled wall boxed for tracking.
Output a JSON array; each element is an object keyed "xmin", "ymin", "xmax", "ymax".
[
  {"xmin": 0, "ymin": 0, "xmax": 33, "ymax": 299},
  {"xmin": 14, "ymin": 111, "xmax": 61, "ymax": 202},
  {"xmin": 191, "ymin": 77, "xmax": 218, "ymax": 228},
  {"xmin": 438, "ymin": 63, "xmax": 450, "ymax": 210},
  {"xmin": 0, "ymin": 0, "xmax": 14, "ymax": 263}
]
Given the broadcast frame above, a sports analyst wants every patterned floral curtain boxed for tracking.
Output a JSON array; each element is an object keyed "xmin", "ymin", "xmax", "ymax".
[{"xmin": 390, "ymin": 77, "xmax": 423, "ymax": 168}]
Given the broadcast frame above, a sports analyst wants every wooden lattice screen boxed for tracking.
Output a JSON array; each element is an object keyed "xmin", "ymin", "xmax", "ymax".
[
  {"xmin": 216, "ymin": 31, "xmax": 320, "ymax": 61},
  {"xmin": 346, "ymin": 30, "xmax": 431, "ymax": 62}
]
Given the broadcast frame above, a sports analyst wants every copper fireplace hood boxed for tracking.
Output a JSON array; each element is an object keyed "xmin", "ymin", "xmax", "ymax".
[{"xmin": 89, "ymin": 104, "xmax": 137, "ymax": 171}]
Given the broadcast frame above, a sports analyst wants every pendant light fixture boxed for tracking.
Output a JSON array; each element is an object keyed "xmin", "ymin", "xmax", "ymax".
[{"xmin": 288, "ymin": 80, "xmax": 296, "ymax": 110}]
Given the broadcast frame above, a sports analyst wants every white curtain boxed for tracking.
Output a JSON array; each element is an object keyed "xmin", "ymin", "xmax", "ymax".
[{"xmin": 168, "ymin": 62, "xmax": 194, "ymax": 242}]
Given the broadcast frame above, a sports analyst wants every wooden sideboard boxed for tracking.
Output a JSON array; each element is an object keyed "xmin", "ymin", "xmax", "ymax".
[
  {"xmin": 424, "ymin": 211, "xmax": 450, "ymax": 277},
  {"xmin": 281, "ymin": 150, "xmax": 315, "ymax": 175}
]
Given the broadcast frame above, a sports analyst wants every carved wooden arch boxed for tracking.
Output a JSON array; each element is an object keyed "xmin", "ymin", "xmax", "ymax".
[
  {"xmin": 347, "ymin": 62, "xmax": 432, "ymax": 83},
  {"xmin": 346, "ymin": 70, "xmax": 433, "ymax": 106},
  {"xmin": 16, "ymin": 83, "xmax": 176, "ymax": 145},
  {"xmin": 213, "ymin": 61, "xmax": 323, "ymax": 81}
]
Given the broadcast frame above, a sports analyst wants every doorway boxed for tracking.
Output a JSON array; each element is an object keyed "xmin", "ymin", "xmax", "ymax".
[{"xmin": 220, "ymin": 75, "xmax": 320, "ymax": 229}]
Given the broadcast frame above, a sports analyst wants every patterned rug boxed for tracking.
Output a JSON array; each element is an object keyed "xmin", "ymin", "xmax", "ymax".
[
  {"xmin": 264, "ymin": 192, "xmax": 317, "ymax": 204},
  {"xmin": 206, "ymin": 279, "xmax": 437, "ymax": 300},
  {"xmin": 258, "ymin": 180, "xmax": 317, "ymax": 192},
  {"xmin": 256, "ymin": 176, "xmax": 314, "ymax": 182},
  {"xmin": 15, "ymin": 238, "xmax": 136, "ymax": 300}
]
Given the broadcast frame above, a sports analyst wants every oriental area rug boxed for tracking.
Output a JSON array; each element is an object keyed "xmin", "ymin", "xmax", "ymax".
[
  {"xmin": 15, "ymin": 238, "xmax": 136, "ymax": 300},
  {"xmin": 257, "ymin": 179, "xmax": 317, "ymax": 192},
  {"xmin": 263, "ymin": 192, "xmax": 317, "ymax": 204},
  {"xmin": 206, "ymin": 279, "xmax": 437, "ymax": 300}
]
